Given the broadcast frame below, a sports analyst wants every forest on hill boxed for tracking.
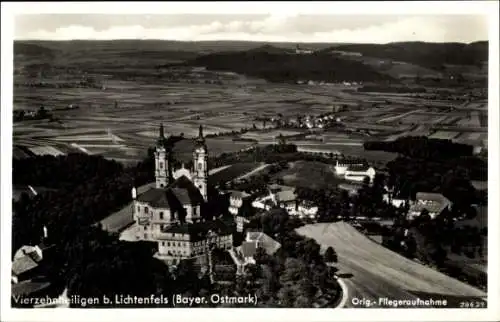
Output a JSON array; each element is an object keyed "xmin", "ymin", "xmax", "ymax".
[
  {"xmin": 182, "ymin": 46, "xmax": 392, "ymax": 83},
  {"xmin": 324, "ymin": 41, "xmax": 488, "ymax": 70}
]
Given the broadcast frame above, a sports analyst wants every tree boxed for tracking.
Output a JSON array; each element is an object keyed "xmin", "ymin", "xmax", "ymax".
[
  {"xmin": 324, "ymin": 246, "xmax": 338, "ymax": 263},
  {"xmin": 280, "ymin": 258, "xmax": 308, "ymax": 285}
]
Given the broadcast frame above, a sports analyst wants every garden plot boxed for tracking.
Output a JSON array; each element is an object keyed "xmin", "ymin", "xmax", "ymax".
[
  {"xmin": 441, "ymin": 116, "xmax": 461, "ymax": 126},
  {"xmin": 28, "ymin": 146, "xmax": 65, "ymax": 156},
  {"xmin": 429, "ymin": 131, "xmax": 460, "ymax": 140},
  {"xmin": 400, "ymin": 113, "xmax": 435, "ymax": 124},
  {"xmin": 456, "ymin": 132, "xmax": 482, "ymax": 141},
  {"xmin": 456, "ymin": 112, "xmax": 481, "ymax": 127}
]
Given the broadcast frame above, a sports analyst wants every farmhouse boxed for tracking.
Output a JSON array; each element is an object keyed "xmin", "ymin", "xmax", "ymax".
[
  {"xmin": 11, "ymin": 243, "xmax": 55, "ymax": 299},
  {"xmin": 252, "ymin": 185, "xmax": 297, "ymax": 213},
  {"xmin": 407, "ymin": 192, "xmax": 452, "ymax": 220},
  {"xmin": 229, "ymin": 231, "xmax": 281, "ymax": 275},
  {"xmin": 131, "ymin": 124, "xmax": 233, "ymax": 264},
  {"xmin": 297, "ymin": 201, "xmax": 319, "ymax": 219},
  {"xmin": 334, "ymin": 160, "xmax": 376, "ymax": 183},
  {"xmin": 382, "ymin": 194, "xmax": 407, "ymax": 208}
]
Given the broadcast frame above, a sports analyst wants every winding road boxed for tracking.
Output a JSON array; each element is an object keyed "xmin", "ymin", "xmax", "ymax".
[{"xmin": 297, "ymin": 222, "xmax": 487, "ymax": 308}]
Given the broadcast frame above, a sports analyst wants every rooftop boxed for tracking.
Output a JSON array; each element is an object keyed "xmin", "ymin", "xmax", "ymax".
[
  {"xmin": 12, "ymin": 255, "xmax": 39, "ymax": 276},
  {"xmin": 229, "ymin": 190, "xmax": 251, "ymax": 199},
  {"xmin": 410, "ymin": 192, "xmax": 452, "ymax": 214},
  {"xmin": 136, "ymin": 175, "xmax": 204, "ymax": 208},
  {"xmin": 161, "ymin": 219, "xmax": 233, "ymax": 242},
  {"xmin": 346, "ymin": 164, "xmax": 372, "ymax": 172},
  {"xmin": 11, "ymin": 280, "xmax": 51, "ymax": 297},
  {"xmin": 275, "ymin": 190, "xmax": 297, "ymax": 203},
  {"xmin": 240, "ymin": 241, "xmax": 258, "ymax": 258},
  {"xmin": 246, "ymin": 231, "xmax": 281, "ymax": 255}
]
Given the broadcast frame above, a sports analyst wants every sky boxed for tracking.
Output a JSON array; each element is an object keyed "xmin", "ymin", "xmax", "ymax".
[{"xmin": 14, "ymin": 14, "xmax": 488, "ymax": 44}]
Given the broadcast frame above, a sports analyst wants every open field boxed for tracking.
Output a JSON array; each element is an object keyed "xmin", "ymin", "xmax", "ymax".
[
  {"xmin": 208, "ymin": 162, "xmax": 263, "ymax": 185},
  {"xmin": 14, "ymin": 59, "xmax": 487, "ymax": 165},
  {"xmin": 297, "ymin": 222, "xmax": 486, "ymax": 308},
  {"xmin": 274, "ymin": 160, "xmax": 345, "ymax": 189}
]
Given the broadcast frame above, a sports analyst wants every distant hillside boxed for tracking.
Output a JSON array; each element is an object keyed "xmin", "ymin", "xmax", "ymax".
[
  {"xmin": 323, "ymin": 41, "xmax": 488, "ymax": 70},
  {"xmin": 14, "ymin": 40, "xmax": 338, "ymax": 55},
  {"xmin": 14, "ymin": 42, "xmax": 58, "ymax": 60},
  {"xmin": 183, "ymin": 48, "xmax": 392, "ymax": 83}
]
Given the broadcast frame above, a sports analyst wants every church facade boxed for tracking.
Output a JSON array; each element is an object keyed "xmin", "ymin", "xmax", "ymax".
[{"xmin": 132, "ymin": 124, "xmax": 233, "ymax": 264}]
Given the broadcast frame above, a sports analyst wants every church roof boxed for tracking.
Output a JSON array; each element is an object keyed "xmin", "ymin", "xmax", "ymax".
[
  {"xmin": 136, "ymin": 175, "xmax": 204, "ymax": 208},
  {"xmin": 170, "ymin": 175, "xmax": 204, "ymax": 204}
]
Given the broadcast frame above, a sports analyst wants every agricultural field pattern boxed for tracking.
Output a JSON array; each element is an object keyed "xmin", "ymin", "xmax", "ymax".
[{"xmin": 13, "ymin": 77, "xmax": 488, "ymax": 165}]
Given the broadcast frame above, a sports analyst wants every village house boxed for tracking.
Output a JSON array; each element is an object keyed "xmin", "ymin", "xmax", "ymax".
[
  {"xmin": 407, "ymin": 192, "xmax": 452, "ymax": 220},
  {"xmin": 334, "ymin": 160, "xmax": 376, "ymax": 183},
  {"xmin": 11, "ymin": 243, "xmax": 55, "ymax": 301},
  {"xmin": 229, "ymin": 231, "xmax": 281, "ymax": 275}
]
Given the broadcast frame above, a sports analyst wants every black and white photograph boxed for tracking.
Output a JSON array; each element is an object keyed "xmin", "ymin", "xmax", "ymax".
[{"xmin": 1, "ymin": 2, "xmax": 499, "ymax": 322}]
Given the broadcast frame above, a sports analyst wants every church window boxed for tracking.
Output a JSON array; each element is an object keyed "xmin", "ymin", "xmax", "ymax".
[
  {"xmin": 198, "ymin": 162, "xmax": 203, "ymax": 170},
  {"xmin": 160, "ymin": 184, "xmax": 164, "ymax": 188},
  {"xmin": 167, "ymin": 242, "xmax": 170, "ymax": 246},
  {"xmin": 145, "ymin": 207, "xmax": 149, "ymax": 214},
  {"xmin": 159, "ymin": 212, "xmax": 164, "ymax": 219},
  {"xmin": 159, "ymin": 162, "xmax": 163, "ymax": 169}
]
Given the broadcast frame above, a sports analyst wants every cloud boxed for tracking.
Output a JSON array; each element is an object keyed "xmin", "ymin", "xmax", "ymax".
[{"xmin": 16, "ymin": 15, "xmax": 487, "ymax": 43}]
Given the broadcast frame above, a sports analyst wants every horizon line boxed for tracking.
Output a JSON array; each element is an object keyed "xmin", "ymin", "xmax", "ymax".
[{"xmin": 13, "ymin": 39, "xmax": 489, "ymax": 45}]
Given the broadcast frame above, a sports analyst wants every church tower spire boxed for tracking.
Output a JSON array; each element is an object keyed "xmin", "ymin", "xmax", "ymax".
[
  {"xmin": 193, "ymin": 124, "xmax": 208, "ymax": 201},
  {"xmin": 155, "ymin": 123, "xmax": 172, "ymax": 188}
]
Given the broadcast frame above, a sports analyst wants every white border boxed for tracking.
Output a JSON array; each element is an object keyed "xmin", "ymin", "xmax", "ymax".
[{"xmin": 1, "ymin": 2, "xmax": 499, "ymax": 322}]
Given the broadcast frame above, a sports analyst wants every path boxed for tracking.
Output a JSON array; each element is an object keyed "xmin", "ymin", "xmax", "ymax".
[{"xmin": 234, "ymin": 163, "xmax": 270, "ymax": 181}]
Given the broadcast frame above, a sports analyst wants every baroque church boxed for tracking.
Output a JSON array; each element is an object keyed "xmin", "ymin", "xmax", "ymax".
[{"xmin": 132, "ymin": 124, "xmax": 233, "ymax": 264}]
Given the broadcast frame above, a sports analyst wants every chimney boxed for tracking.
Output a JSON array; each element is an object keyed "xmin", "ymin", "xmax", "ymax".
[{"xmin": 132, "ymin": 187, "xmax": 137, "ymax": 200}]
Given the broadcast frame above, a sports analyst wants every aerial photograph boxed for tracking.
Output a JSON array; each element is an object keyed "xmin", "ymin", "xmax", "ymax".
[{"xmin": 7, "ymin": 9, "xmax": 491, "ymax": 311}]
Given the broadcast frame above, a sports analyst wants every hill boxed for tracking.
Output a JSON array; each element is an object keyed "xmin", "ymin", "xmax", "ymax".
[
  {"xmin": 183, "ymin": 49, "xmax": 392, "ymax": 83},
  {"xmin": 322, "ymin": 41, "xmax": 488, "ymax": 70}
]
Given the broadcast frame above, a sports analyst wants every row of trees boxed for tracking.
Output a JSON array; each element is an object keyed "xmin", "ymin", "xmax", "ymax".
[{"xmin": 364, "ymin": 136, "xmax": 474, "ymax": 159}]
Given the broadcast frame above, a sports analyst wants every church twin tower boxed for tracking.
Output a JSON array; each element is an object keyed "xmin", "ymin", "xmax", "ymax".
[{"xmin": 154, "ymin": 123, "xmax": 208, "ymax": 201}]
